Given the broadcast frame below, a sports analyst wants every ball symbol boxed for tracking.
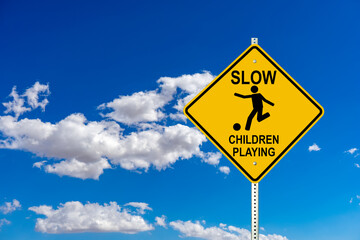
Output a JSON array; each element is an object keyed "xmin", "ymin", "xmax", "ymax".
[{"xmin": 233, "ymin": 123, "xmax": 241, "ymax": 131}]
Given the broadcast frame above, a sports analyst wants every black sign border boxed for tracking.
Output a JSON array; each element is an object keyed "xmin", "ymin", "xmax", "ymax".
[{"xmin": 185, "ymin": 46, "xmax": 323, "ymax": 182}]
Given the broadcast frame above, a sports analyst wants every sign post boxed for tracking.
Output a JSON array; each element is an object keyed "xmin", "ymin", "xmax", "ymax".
[
  {"xmin": 251, "ymin": 182, "xmax": 258, "ymax": 240},
  {"xmin": 251, "ymin": 37, "xmax": 259, "ymax": 240},
  {"xmin": 184, "ymin": 37, "xmax": 323, "ymax": 239}
]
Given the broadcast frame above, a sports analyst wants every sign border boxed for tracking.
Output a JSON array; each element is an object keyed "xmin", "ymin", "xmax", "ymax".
[{"xmin": 184, "ymin": 45, "xmax": 324, "ymax": 182}]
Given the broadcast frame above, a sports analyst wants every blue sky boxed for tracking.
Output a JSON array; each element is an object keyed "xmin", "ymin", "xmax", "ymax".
[{"xmin": 1, "ymin": 0, "xmax": 360, "ymax": 239}]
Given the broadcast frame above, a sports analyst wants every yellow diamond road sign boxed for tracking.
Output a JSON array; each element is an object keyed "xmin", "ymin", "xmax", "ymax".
[{"xmin": 184, "ymin": 44, "xmax": 324, "ymax": 183}]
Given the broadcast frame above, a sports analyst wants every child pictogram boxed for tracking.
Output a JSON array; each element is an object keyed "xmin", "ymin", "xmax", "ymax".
[{"xmin": 234, "ymin": 86, "xmax": 275, "ymax": 131}]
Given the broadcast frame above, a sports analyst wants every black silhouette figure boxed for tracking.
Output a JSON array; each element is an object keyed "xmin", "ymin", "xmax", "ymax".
[{"xmin": 234, "ymin": 86, "xmax": 274, "ymax": 131}]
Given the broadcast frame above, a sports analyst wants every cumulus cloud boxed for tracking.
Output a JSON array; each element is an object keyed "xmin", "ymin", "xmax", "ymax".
[
  {"xmin": 98, "ymin": 90, "xmax": 168, "ymax": 124},
  {"xmin": 355, "ymin": 163, "xmax": 360, "ymax": 168},
  {"xmin": 0, "ymin": 73, "xmax": 222, "ymax": 179},
  {"xmin": 0, "ymin": 114, "xmax": 116, "ymax": 179},
  {"xmin": 219, "ymin": 223, "xmax": 227, "ymax": 229},
  {"xmin": 33, "ymin": 161, "xmax": 47, "ymax": 168},
  {"xmin": 0, "ymin": 199, "xmax": 21, "ymax": 214},
  {"xmin": 0, "ymin": 114, "xmax": 207, "ymax": 179},
  {"xmin": 27, "ymin": 202, "xmax": 289, "ymax": 238},
  {"xmin": 170, "ymin": 220, "xmax": 288, "ymax": 240},
  {"xmin": 0, "ymin": 219, "xmax": 10, "ymax": 229},
  {"xmin": 345, "ymin": 148, "xmax": 358, "ymax": 154},
  {"xmin": 3, "ymin": 87, "xmax": 30, "ymax": 119},
  {"xmin": 202, "ymin": 152, "xmax": 222, "ymax": 166},
  {"xmin": 108, "ymin": 124, "xmax": 206, "ymax": 171},
  {"xmin": 23, "ymin": 82, "xmax": 50, "ymax": 110},
  {"xmin": 44, "ymin": 158, "xmax": 111, "ymax": 180},
  {"xmin": 2, "ymin": 82, "xmax": 49, "ymax": 119},
  {"xmin": 308, "ymin": 143, "xmax": 321, "ymax": 152},
  {"xmin": 157, "ymin": 71, "xmax": 215, "ymax": 121},
  {"xmin": 170, "ymin": 220, "xmax": 242, "ymax": 240},
  {"xmin": 219, "ymin": 166, "xmax": 230, "ymax": 175},
  {"xmin": 28, "ymin": 201, "xmax": 154, "ymax": 234},
  {"xmin": 155, "ymin": 215, "xmax": 167, "ymax": 228},
  {"xmin": 125, "ymin": 202, "xmax": 152, "ymax": 215},
  {"xmin": 98, "ymin": 71, "xmax": 215, "ymax": 124}
]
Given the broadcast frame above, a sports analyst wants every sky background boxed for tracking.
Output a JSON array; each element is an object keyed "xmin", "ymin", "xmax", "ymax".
[{"xmin": 0, "ymin": 0, "xmax": 360, "ymax": 239}]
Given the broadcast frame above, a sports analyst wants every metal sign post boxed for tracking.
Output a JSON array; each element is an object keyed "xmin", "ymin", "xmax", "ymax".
[
  {"xmin": 251, "ymin": 182, "xmax": 259, "ymax": 240},
  {"xmin": 250, "ymin": 38, "xmax": 259, "ymax": 240}
]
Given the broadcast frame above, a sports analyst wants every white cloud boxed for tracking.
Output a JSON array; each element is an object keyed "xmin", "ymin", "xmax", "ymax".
[
  {"xmin": 170, "ymin": 220, "xmax": 241, "ymax": 240},
  {"xmin": 219, "ymin": 223, "xmax": 227, "ymax": 229},
  {"xmin": 227, "ymin": 225, "xmax": 251, "ymax": 237},
  {"xmin": 350, "ymin": 198, "xmax": 353, "ymax": 204},
  {"xmin": 3, "ymin": 87, "xmax": 30, "ymax": 119},
  {"xmin": 0, "ymin": 199, "xmax": 21, "ymax": 214},
  {"xmin": 108, "ymin": 124, "xmax": 207, "ymax": 171},
  {"xmin": 345, "ymin": 148, "xmax": 358, "ymax": 154},
  {"xmin": 2, "ymin": 82, "xmax": 49, "ymax": 119},
  {"xmin": 308, "ymin": 143, "xmax": 321, "ymax": 152},
  {"xmin": 0, "ymin": 219, "xmax": 10, "ymax": 229},
  {"xmin": 219, "ymin": 166, "xmax": 230, "ymax": 175},
  {"xmin": 355, "ymin": 163, "xmax": 360, "ymax": 168},
  {"xmin": 170, "ymin": 220, "xmax": 288, "ymax": 240},
  {"xmin": 157, "ymin": 71, "xmax": 215, "ymax": 118},
  {"xmin": 202, "ymin": 152, "xmax": 222, "ymax": 166},
  {"xmin": 23, "ymin": 82, "xmax": 50, "ymax": 111},
  {"xmin": 99, "ymin": 71, "xmax": 215, "ymax": 125},
  {"xmin": 44, "ymin": 158, "xmax": 111, "ymax": 180},
  {"xmin": 0, "ymin": 74, "xmax": 221, "ymax": 179},
  {"xmin": 0, "ymin": 114, "xmax": 116, "ymax": 180},
  {"xmin": 125, "ymin": 202, "xmax": 152, "ymax": 215},
  {"xmin": 0, "ymin": 113, "xmax": 208, "ymax": 179},
  {"xmin": 26, "ymin": 200, "xmax": 288, "ymax": 238},
  {"xmin": 260, "ymin": 227, "xmax": 265, "ymax": 231},
  {"xmin": 98, "ymin": 90, "xmax": 168, "ymax": 124},
  {"xmin": 155, "ymin": 215, "xmax": 167, "ymax": 228},
  {"xmin": 28, "ymin": 201, "xmax": 154, "ymax": 234},
  {"xmin": 33, "ymin": 161, "xmax": 47, "ymax": 169},
  {"xmin": 263, "ymin": 234, "xmax": 289, "ymax": 240}
]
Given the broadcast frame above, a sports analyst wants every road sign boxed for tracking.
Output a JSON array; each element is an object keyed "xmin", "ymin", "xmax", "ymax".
[{"xmin": 184, "ymin": 44, "xmax": 323, "ymax": 183}]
